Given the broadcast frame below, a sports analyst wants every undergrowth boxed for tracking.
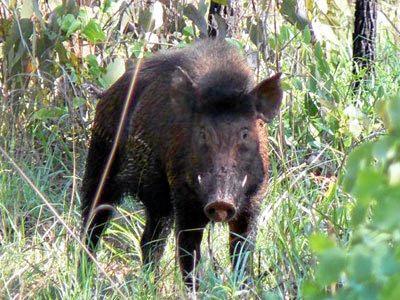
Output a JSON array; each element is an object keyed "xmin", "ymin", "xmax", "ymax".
[{"xmin": 1, "ymin": 1, "xmax": 400, "ymax": 299}]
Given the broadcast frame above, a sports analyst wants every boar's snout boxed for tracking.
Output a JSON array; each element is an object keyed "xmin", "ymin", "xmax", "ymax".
[{"xmin": 204, "ymin": 201, "xmax": 236, "ymax": 222}]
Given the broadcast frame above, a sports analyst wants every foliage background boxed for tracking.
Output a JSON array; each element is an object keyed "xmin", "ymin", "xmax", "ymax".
[{"xmin": 0, "ymin": 0, "xmax": 400, "ymax": 298}]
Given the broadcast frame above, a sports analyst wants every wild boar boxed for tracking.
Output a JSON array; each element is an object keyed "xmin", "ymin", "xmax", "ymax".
[{"xmin": 81, "ymin": 39, "xmax": 283, "ymax": 287}]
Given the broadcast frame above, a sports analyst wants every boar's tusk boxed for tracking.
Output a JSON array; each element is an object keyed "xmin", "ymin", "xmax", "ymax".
[
  {"xmin": 198, "ymin": 175, "xmax": 202, "ymax": 184},
  {"xmin": 241, "ymin": 175, "xmax": 247, "ymax": 187}
]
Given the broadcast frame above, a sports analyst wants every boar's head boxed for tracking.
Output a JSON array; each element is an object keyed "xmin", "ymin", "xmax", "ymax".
[{"xmin": 170, "ymin": 68, "xmax": 283, "ymax": 222}]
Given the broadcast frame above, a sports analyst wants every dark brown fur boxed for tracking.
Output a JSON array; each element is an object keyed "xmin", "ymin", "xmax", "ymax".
[{"xmin": 81, "ymin": 39, "xmax": 282, "ymax": 287}]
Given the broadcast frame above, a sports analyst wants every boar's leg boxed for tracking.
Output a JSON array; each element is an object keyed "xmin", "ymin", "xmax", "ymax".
[
  {"xmin": 228, "ymin": 211, "xmax": 258, "ymax": 285},
  {"xmin": 81, "ymin": 133, "xmax": 123, "ymax": 253},
  {"xmin": 82, "ymin": 187, "xmax": 121, "ymax": 253},
  {"xmin": 141, "ymin": 211, "xmax": 173, "ymax": 269},
  {"xmin": 175, "ymin": 208, "xmax": 208, "ymax": 289}
]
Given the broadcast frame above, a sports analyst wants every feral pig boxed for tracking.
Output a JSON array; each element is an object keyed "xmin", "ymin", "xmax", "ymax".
[{"xmin": 81, "ymin": 39, "xmax": 283, "ymax": 287}]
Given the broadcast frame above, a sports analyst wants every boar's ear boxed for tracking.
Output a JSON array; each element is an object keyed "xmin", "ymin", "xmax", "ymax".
[
  {"xmin": 170, "ymin": 67, "xmax": 197, "ymax": 114},
  {"xmin": 251, "ymin": 73, "xmax": 283, "ymax": 122}
]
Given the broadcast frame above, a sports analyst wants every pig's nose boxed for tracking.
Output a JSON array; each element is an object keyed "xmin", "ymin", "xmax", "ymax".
[{"xmin": 204, "ymin": 201, "xmax": 236, "ymax": 222}]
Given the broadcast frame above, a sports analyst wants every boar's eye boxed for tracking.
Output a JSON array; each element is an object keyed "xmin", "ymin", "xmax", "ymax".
[{"xmin": 240, "ymin": 128, "xmax": 250, "ymax": 141}]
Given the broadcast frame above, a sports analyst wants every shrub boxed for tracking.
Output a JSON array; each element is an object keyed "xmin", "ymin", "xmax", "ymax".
[{"xmin": 304, "ymin": 94, "xmax": 400, "ymax": 299}]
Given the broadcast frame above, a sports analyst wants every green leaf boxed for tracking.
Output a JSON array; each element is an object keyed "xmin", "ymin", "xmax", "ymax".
[
  {"xmin": 33, "ymin": 107, "xmax": 67, "ymax": 120},
  {"xmin": 182, "ymin": 25, "xmax": 195, "ymax": 37},
  {"xmin": 305, "ymin": 93, "xmax": 319, "ymax": 117},
  {"xmin": 373, "ymin": 190, "xmax": 400, "ymax": 230},
  {"xmin": 302, "ymin": 280, "xmax": 325, "ymax": 299},
  {"xmin": 59, "ymin": 14, "xmax": 81, "ymax": 37},
  {"xmin": 380, "ymin": 274, "xmax": 400, "ymax": 300},
  {"xmin": 82, "ymin": 20, "xmax": 106, "ymax": 43},
  {"xmin": 303, "ymin": 27, "xmax": 312, "ymax": 44},
  {"xmin": 310, "ymin": 233, "xmax": 335, "ymax": 254},
  {"xmin": 100, "ymin": 57, "xmax": 125, "ymax": 87},
  {"xmin": 315, "ymin": 247, "xmax": 346, "ymax": 286},
  {"xmin": 225, "ymin": 38, "xmax": 244, "ymax": 51},
  {"xmin": 373, "ymin": 136, "xmax": 396, "ymax": 165},
  {"xmin": 352, "ymin": 168, "xmax": 384, "ymax": 202},
  {"xmin": 387, "ymin": 96, "xmax": 400, "ymax": 133},
  {"xmin": 348, "ymin": 246, "xmax": 373, "ymax": 282},
  {"xmin": 351, "ymin": 202, "xmax": 369, "ymax": 227},
  {"xmin": 343, "ymin": 142, "xmax": 373, "ymax": 193},
  {"xmin": 378, "ymin": 248, "xmax": 400, "ymax": 277}
]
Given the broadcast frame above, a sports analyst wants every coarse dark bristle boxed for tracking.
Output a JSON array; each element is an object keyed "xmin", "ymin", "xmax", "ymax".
[{"xmin": 154, "ymin": 39, "xmax": 255, "ymax": 114}]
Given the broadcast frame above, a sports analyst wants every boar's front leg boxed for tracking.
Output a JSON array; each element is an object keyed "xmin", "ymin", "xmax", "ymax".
[
  {"xmin": 175, "ymin": 204, "xmax": 208, "ymax": 289},
  {"xmin": 141, "ymin": 211, "xmax": 173, "ymax": 268},
  {"xmin": 228, "ymin": 209, "xmax": 259, "ymax": 285}
]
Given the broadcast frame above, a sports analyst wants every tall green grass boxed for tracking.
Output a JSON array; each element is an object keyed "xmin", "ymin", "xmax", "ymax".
[{"xmin": 1, "ymin": 2, "xmax": 400, "ymax": 299}]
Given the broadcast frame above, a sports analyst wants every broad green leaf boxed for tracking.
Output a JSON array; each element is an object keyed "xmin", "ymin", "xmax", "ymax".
[
  {"xmin": 101, "ymin": 57, "xmax": 125, "ymax": 87},
  {"xmin": 303, "ymin": 27, "xmax": 312, "ymax": 44},
  {"xmin": 377, "ymin": 248, "xmax": 400, "ymax": 277},
  {"xmin": 182, "ymin": 25, "xmax": 194, "ymax": 37},
  {"xmin": 33, "ymin": 107, "xmax": 67, "ymax": 120},
  {"xmin": 387, "ymin": 96, "xmax": 400, "ymax": 133},
  {"xmin": 310, "ymin": 233, "xmax": 335, "ymax": 253},
  {"xmin": 372, "ymin": 136, "xmax": 396, "ymax": 165},
  {"xmin": 343, "ymin": 142, "xmax": 373, "ymax": 192},
  {"xmin": 315, "ymin": 247, "xmax": 346, "ymax": 285},
  {"xmin": 380, "ymin": 274, "xmax": 400, "ymax": 300},
  {"xmin": 351, "ymin": 202, "xmax": 368, "ymax": 227},
  {"xmin": 352, "ymin": 168, "xmax": 384, "ymax": 202},
  {"xmin": 225, "ymin": 38, "xmax": 244, "ymax": 51},
  {"xmin": 59, "ymin": 14, "xmax": 81, "ymax": 37},
  {"xmin": 302, "ymin": 280, "xmax": 325, "ymax": 299},
  {"xmin": 82, "ymin": 20, "xmax": 106, "ymax": 43},
  {"xmin": 304, "ymin": 93, "xmax": 319, "ymax": 117},
  {"xmin": 373, "ymin": 190, "xmax": 400, "ymax": 230},
  {"xmin": 348, "ymin": 246, "xmax": 373, "ymax": 282}
]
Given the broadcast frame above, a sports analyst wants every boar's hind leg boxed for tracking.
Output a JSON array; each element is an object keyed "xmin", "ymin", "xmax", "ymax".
[
  {"xmin": 81, "ymin": 134, "xmax": 123, "ymax": 253},
  {"xmin": 82, "ymin": 186, "xmax": 121, "ymax": 253},
  {"xmin": 228, "ymin": 212, "xmax": 258, "ymax": 285},
  {"xmin": 175, "ymin": 209, "xmax": 208, "ymax": 288},
  {"xmin": 141, "ymin": 210, "xmax": 173, "ymax": 268}
]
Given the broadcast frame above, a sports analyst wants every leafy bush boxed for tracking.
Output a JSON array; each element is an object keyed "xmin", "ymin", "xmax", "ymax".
[{"xmin": 304, "ymin": 94, "xmax": 400, "ymax": 299}]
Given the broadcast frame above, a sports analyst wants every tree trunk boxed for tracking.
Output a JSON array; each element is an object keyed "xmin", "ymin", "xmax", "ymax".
[
  {"xmin": 352, "ymin": 0, "xmax": 377, "ymax": 91},
  {"xmin": 208, "ymin": 2, "xmax": 222, "ymax": 37},
  {"xmin": 207, "ymin": 1, "xmax": 231, "ymax": 38}
]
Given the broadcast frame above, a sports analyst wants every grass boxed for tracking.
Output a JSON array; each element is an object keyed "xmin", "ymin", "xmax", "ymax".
[{"xmin": 1, "ymin": 1, "xmax": 400, "ymax": 299}]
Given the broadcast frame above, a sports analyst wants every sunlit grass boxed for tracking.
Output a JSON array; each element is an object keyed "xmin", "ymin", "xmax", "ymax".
[{"xmin": 1, "ymin": 2, "xmax": 400, "ymax": 298}]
